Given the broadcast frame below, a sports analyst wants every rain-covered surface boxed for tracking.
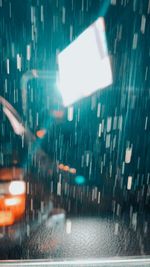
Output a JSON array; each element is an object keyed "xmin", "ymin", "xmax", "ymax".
[
  {"xmin": 0, "ymin": 0, "xmax": 150, "ymax": 261},
  {"xmin": 22, "ymin": 216, "xmax": 148, "ymax": 259}
]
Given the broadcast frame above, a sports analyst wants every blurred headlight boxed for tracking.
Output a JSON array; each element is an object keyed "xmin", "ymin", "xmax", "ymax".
[{"xmin": 9, "ymin": 181, "xmax": 26, "ymax": 195}]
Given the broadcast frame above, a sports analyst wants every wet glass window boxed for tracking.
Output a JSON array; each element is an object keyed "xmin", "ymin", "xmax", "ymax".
[{"xmin": 0, "ymin": 0, "xmax": 149, "ymax": 264}]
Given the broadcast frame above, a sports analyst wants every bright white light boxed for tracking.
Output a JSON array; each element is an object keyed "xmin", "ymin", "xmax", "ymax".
[
  {"xmin": 98, "ymin": 191, "xmax": 101, "ymax": 204},
  {"xmin": 6, "ymin": 59, "xmax": 10, "ymax": 74},
  {"xmin": 125, "ymin": 147, "xmax": 132, "ymax": 163},
  {"xmin": 9, "ymin": 181, "xmax": 26, "ymax": 195},
  {"xmin": 17, "ymin": 54, "xmax": 21, "ymax": 71},
  {"xmin": 127, "ymin": 176, "xmax": 132, "ymax": 190},
  {"xmin": 67, "ymin": 106, "xmax": 74, "ymax": 121},
  {"xmin": 58, "ymin": 17, "xmax": 112, "ymax": 107},
  {"xmin": 5, "ymin": 197, "xmax": 21, "ymax": 206},
  {"xmin": 66, "ymin": 219, "xmax": 72, "ymax": 234},
  {"xmin": 27, "ymin": 44, "xmax": 31, "ymax": 61}
]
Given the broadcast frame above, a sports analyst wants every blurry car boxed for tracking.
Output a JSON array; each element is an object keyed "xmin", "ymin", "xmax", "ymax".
[
  {"xmin": 0, "ymin": 96, "xmax": 65, "ymax": 248},
  {"xmin": 0, "ymin": 168, "xmax": 26, "ymax": 245}
]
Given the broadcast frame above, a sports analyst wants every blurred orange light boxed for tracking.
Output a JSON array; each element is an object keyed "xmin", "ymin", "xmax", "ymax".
[
  {"xmin": 69, "ymin": 168, "xmax": 76, "ymax": 174},
  {"xmin": 63, "ymin": 165, "xmax": 69, "ymax": 171},
  {"xmin": 0, "ymin": 168, "xmax": 24, "ymax": 181},
  {"xmin": 0, "ymin": 194, "xmax": 26, "ymax": 226},
  {"xmin": 36, "ymin": 129, "xmax": 46, "ymax": 138},
  {"xmin": 0, "ymin": 211, "xmax": 14, "ymax": 226}
]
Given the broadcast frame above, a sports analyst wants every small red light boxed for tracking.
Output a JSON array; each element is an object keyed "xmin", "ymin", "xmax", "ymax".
[{"xmin": 36, "ymin": 129, "xmax": 46, "ymax": 138}]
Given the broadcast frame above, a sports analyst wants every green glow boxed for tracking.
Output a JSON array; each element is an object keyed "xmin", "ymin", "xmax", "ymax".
[{"xmin": 75, "ymin": 175, "xmax": 85, "ymax": 185}]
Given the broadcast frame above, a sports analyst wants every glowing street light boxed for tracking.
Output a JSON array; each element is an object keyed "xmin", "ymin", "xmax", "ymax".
[{"xmin": 58, "ymin": 17, "xmax": 113, "ymax": 107}]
